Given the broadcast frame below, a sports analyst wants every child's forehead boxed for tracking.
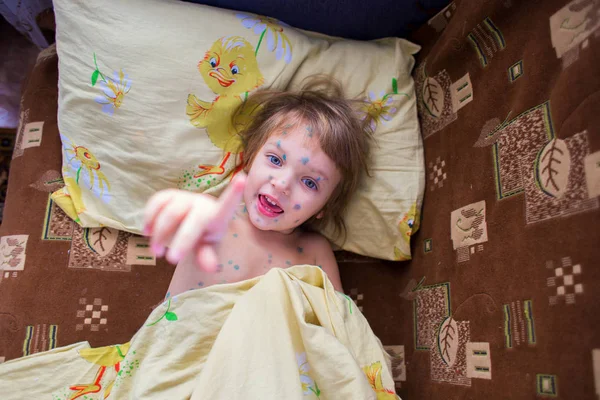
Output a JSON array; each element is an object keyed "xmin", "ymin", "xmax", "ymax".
[{"xmin": 270, "ymin": 121, "xmax": 320, "ymax": 148}]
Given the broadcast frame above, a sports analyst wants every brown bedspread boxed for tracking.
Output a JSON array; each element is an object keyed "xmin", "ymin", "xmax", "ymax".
[
  {"xmin": 379, "ymin": 0, "xmax": 598, "ymax": 398},
  {"xmin": 1, "ymin": 1, "xmax": 599, "ymax": 399}
]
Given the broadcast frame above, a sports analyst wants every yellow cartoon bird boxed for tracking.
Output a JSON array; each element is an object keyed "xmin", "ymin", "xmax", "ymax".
[
  {"xmin": 69, "ymin": 342, "xmax": 130, "ymax": 400},
  {"xmin": 398, "ymin": 203, "xmax": 420, "ymax": 242},
  {"xmin": 394, "ymin": 246, "xmax": 410, "ymax": 261},
  {"xmin": 394, "ymin": 203, "xmax": 420, "ymax": 261},
  {"xmin": 186, "ymin": 36, "xmax": 264, "ymax": 177},
  {"xmin": 362, "ymin": 361, "xmax": 398, "ymax": 400}
]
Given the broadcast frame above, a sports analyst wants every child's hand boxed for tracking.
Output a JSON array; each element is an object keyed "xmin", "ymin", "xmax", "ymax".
[{"xmin": 143, "ymin": 173, "xmax": 246, "ymax": 272}]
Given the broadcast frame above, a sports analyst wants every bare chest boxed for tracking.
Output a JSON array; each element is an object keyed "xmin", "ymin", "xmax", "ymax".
[{"xmin": 195, "ymin": 218, "xmax": 316, "ymax": 287}]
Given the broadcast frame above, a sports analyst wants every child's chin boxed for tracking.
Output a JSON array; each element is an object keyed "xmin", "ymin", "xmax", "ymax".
[{"xmin": 250, "ymin": 218, "xmax": 295, "ymax": 235}]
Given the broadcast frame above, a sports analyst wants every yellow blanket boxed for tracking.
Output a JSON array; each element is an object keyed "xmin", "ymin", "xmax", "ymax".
[{"xmin": 0, "ymin": 266, "xmax": 399, "ymax": 399}]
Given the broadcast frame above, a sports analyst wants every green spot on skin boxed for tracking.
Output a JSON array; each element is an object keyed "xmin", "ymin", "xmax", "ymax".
[
  {"xmin": 228, "ymin": 260, "xmax": 233, "ymax": 264},
  {"xmin": 233, "ymin": 233, "xmax": 238, "ymax": 237},
  {"xmin": 234, "ymin": 265, "xmax": 240, "ymax": 270},
  {"xmin": 283, "ymin": 154, "xmax": 287, "ymax": 161}
]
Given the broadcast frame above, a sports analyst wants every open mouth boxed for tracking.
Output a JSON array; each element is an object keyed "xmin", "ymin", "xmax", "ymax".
[
  {"xmin": 209, "ymin": 71, "xmax": 235, "ymax": 87},
  {"xmin": 257, "ymin": 194, "xmax": 284, "ymax": 218}
]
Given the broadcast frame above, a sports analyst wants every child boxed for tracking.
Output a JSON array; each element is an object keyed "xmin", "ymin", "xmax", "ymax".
[{"xmin": 144, "ymin": 82, "xmax": 372, "ymax": 297}]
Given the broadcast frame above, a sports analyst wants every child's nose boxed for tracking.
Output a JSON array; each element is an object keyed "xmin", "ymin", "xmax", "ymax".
[{"xmin": 270, "ymin": 173, "xmax": 291, "ymax": 195}]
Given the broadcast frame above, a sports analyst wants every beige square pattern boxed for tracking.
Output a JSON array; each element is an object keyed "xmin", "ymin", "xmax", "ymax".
[
  {"xmin": 450, "ymin": 200, "xmax": 488, "ymax": 250},
  {"xmin": 52, "ymin": 0, "xmax": 425, "ymax": 260},
  {"xmin": 22, "ymin": 121, "xmax": 44, "ymax": 149}
]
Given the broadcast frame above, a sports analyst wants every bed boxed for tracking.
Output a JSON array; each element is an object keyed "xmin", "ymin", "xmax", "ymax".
[{"xmin": 1, "ymin": 0, "xmax": 599, "ymax": 399}]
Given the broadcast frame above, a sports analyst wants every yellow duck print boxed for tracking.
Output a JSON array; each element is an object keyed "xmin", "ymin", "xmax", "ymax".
[
  {"xmin": 186, "ymin": 36, "xmax": 264, "ymax": 178},
  {"xmin": 398, "ymin": 203, "xmax": 420, "ymax": 240},
  {"xmin": 362, "ymin": 361, "xmax": 398, "ymax": 400},
  {"xmin": 68, "ymin": 342, "xmax": 130, "ymax": 400},
  {"xmin": 393, "ymin": 203, "xmax": 420, "ymax": 261}
]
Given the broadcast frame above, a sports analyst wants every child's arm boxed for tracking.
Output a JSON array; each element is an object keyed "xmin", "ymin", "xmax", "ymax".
[
  {"xmin": 312, "ymin": 235, "xmax": 343, "ymax": 292},
  {"xmin": 144, "ymin": 174, "xmax": 246, "ymax": 272}
]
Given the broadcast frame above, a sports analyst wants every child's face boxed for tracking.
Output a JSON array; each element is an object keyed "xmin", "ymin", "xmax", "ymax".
[{"xmin": 243, "ymin": 123, "xmax": 341, "ymax": 234}]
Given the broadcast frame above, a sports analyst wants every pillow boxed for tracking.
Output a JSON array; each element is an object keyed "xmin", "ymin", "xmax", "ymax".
[{"xmin": 52, "ymin": 0, "xmax": 425, "ymax": 261}]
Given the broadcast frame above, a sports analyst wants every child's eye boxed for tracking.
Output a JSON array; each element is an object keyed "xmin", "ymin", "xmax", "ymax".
[
  {"xmin": 268, "ymin": 155, "xmax": 282, "ymax": 166},
  {"xmin": 302, "ymin": 178, "xmax": 318, "ymax": 191}
]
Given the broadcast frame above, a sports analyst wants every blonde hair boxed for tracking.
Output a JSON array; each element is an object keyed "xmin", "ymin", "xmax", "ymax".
[{"xmin": 233, "ymin": 77, "xmax": 374, "ymax": 241}]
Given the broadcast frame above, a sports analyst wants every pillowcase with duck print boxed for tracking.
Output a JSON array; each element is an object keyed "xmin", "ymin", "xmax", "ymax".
[{"xmin": 52, "ymin": 0, "xmax": 425, "ymax": 261}]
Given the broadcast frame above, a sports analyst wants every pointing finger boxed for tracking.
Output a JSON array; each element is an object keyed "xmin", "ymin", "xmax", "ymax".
[
  {"xmin": 166, "ymin": 205, "xmax": 212, "ymax": 264},
  {"xmin": 214, "ymin": 173, "xmax": 247, "ymax": 226},
  {"xmin": 196, "ymin": 245, "xmax": 219, "ymax": 273}
]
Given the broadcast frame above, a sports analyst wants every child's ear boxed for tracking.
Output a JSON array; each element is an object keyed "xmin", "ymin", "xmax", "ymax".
[{"xmin": 316, "ymin": 210, "xmax": 324, "ymax": 219}]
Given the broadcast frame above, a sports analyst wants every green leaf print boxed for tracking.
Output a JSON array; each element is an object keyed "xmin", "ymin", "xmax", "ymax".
[
  {"xmin": 165, "ymin": 311, "xmax": 178, "ymax": 321},
  {"xmin": 91, "ymin": 69, "xmax": 100, "ymax": 86},
  {"xmin": 309, "ymin": 381, "xmax": 321, "ymax": 397},
  {"xmin": 392, "ymin": 77, "xmax": 398, "ymax": 94},
  {"xmin": 146, "ymin": 298, "xmax": 179, "ymax": 326}
]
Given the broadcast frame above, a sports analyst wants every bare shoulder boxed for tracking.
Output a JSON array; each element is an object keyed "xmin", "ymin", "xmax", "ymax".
[
  {"xmin": 296, "ymin": 231, "xmax": 343, "ymax": 291},
  {"xmin": 297, "ymin": 231, "xmax": 332, "ymax": 254}
]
